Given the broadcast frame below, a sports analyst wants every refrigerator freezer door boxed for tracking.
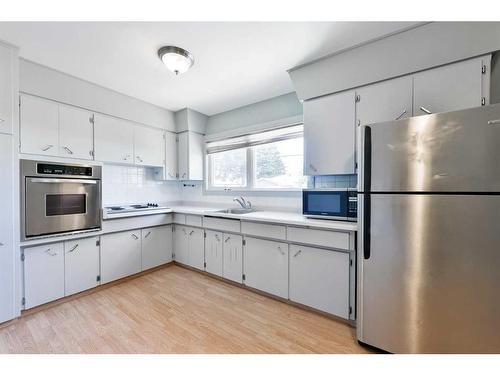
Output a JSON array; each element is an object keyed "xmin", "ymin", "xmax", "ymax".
[
  {"xmin": 361, "ymin": 103, "xmax": 500, "ymax": 192},
  {"xmin": 357, "ymin": 194, "xmax": 500, "ymax": 353}
]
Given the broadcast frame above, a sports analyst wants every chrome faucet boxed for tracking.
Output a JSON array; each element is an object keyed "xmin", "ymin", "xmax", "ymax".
[{"xmin": 233, "ymin": 196, "xmax": 251, "ymax": 209}]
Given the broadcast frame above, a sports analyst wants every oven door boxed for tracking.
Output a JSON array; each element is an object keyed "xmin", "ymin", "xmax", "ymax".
[
  {"xmin": 25, "ymin": 177, "xmax": 101, "ymax": 238},
  {"xmin": 302, "ymin": 190, "xmax": 348, "ymax": 219}
]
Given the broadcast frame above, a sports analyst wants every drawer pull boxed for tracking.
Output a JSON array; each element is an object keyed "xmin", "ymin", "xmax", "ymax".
[
  {"xmin": 144, "ymin": 231, "xmax": 152, "ymax": 238},
  {"xmin": 395, "ymin": 109, "xmax": 407, "ymax": 120},
  {"xmin": 189, "ymin": 230, "xmax": 194, "ymax": 236},
  {"xmin": 293, "ymin": 250, "xmax": 302, "ymax": 258},
  {"xmin": 224, "ymin": 236, "xmax": 230, "ymax": 243},
  {"xmin": 420, "ymin": 106, "xmax": 432, "ymax": 114},
  {"xmin": 215, "ymin": 234, "xmax": 221, "ymax": 241},
  {"xmin": 45, "ymin": 248, "xmax": 57, "ymax": 256},
  {"xmin": 63, "ymin": 146, "xmax": 74, "ymax": 155},
  {"xmin": 488, "ymin": 119, "xmax": 500, "ymax": 125},
  {"xmin": 131, "ymin": 233, "xmax": 139, "ymax": 240},
  {"xmin": 68, "ymin": 244, "xmax": 79, "ymax": 253},
  {"xmin": 277, "ymin": 246, "xmax": 285, "ymax": 256},
  {"xmin": 42, "ymin": 144, "xmax": 53, "ymax": 152}
]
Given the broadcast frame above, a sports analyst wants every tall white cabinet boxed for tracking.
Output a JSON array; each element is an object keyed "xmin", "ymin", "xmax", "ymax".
[
  {"xmin": 177, "ymin": 131, "xmax": 204, "ymax": 180},
  {"xmin": 0, "ymin": 41, "xmax": 16, "ymax": 323}
]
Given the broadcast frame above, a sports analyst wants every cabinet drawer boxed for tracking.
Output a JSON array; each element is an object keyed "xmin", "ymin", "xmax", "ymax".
[
  {"xmin": 173, "ymin": 213, "xmax": 186, "ymax": 224},
  {"xmin": 287, "ymin": 227, "xmax": 349, "ymax": 250},
  {"xmin": 185, "ymin": 215, "xmax": 203, "ymax": 227},
  {"xmin": 241, "ymin": 221, "xmax": 286, "ymax": 241},
  {"xmin": 203, "ymin": 216, "xmax": 240, "ymax": 233}
]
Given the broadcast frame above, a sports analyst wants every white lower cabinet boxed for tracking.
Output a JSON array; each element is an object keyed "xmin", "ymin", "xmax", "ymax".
[
  {"xmin": 188, "ymin": 227, "xmax": 205, "ymax": 270},
  {"xmin": 289, "ymin": 245, "xmax": 350, "ymax": 319},
  {"xmin": 243, "ymin": 237, "xmax": 289, "ymax": 299},
  {"xmin": 142, "ymin": 225, "xmax": 173, "ymax": 270},
  {"xmin": 222, "ymin": 233, "xmax": 243, "ymax": 283},
  {"xmin": 64, "ymin": 237, "xmax": 100, "ymax": 296},
  {"xmin": 100, "ymin": 230, "xmax": 142, "ymax": 284},
  {"xmin": 174, "ymin": 225, "xmax": 189, "ymax": 265},
  {"xmin": 204, "ymin": 230, "xmax": 223, "ymax": 276},
  {"xmin": 24, "ymin": 243, "xmax": 65, "ymax": 309}
]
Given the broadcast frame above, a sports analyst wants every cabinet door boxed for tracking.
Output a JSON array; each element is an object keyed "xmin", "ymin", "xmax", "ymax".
[
  {"xmin": 356, "ymin": 76, "xmax": 413, "ymax": 126},
  {"xmin": 303, "ymin": 90, "xmax": 356, "ymax": 175},
  {"xmin": 0, "ymin": 135, "xmax": 14, "ymax": 322},
  {"xmin": 64, "ymin": 236, "xmax": 100, "ymax": 296},
  {"xmin": 100, "ymin": 230, "xmax": 142, "ymax": 283},
  {"xmin": 204, "ymin": 230, "xmax": 223, "ymax": 276},
  {"xmin": 24, "ymin": 242, "xmax": 64, "ymax": 309},
  {"xmin": 164, "ymin": 131, "xmax": 178, "ymax": 180},
  {"xmin": 188, "ymin": 132, "xmax": 204, "ymax": 180},
  {"xmin": 289, "ymin": 245, "xmax": 350, "ymax": 319},
  {"xmin": 243, "ymin": 237, "xmax": 288, "ymax": 299},
  {"xmin": 413, "ymin": 57, "xmax": 488, "ymax": 116},
  {"xmin": 188, "ymin": 227, "xmax": 205, "ymax": 271},
  {"xmin": 0, "ymin": 44, "xmax": 14, "ymax": 135},
  {"xmin": 134, "ymin": 126, "xmax": 165, "ymax": 167},
  {"xmin": 142, "ymin": 225, "xmax": 173, "ymax": 270},
  {"xmin": 59, "ymin": 105, "xmax": 94, "ymax": 160},
  {"xmin": 20, "ymin": 95, "xmax": 59, "ymax": 156},
  {"xmin": 94, "ymin": 113, "xmax": 134, "ymax": 164},
  {"xmin": 173, "ymin": 225, "xmax": 189, "ymax": 265},
  {"xmin": 222, "ymin": 233, "xmax": 243, "ymax": 283},
  {"xmin": 177, "ymin": 132, "xmax": 189, "ymax": 180}
]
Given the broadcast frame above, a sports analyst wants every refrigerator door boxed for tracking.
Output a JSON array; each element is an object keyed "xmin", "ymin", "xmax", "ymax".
[
  {"xmin": 357, "ymin": 193, "xmax": 500, "ymax": 353},
  {"xmin": 360, "ymin": 103, "xmax": 500, "ymax": 192}
]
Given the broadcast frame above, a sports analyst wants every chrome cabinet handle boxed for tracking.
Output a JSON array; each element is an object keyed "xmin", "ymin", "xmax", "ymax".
[
  {"xmin": 136, "ymin": 156, "xmax": 143, "ymax": 163},
  {"xmin": 224, "ymin": 236, "xmax": 230, "ymax": 243},
  {"xmin": 68, "ymin": 244, "xmax": 79, "ymax": 253},
  {"xmin": 189, "ymin": 230, "xmax": 194, "ymax": 236},
  {"xmin": 215, "ymin": 234, "xmax": 220, "ymax": 241},
  {"xmin": 131, "ymin": 233, "xmax": 139, "ymax": 240},
  {"xmin": 45, "ymin": 248, "xmax": 57, "ymax": 256},
  {"xmin": 293, "ymin": 250, "xmax": 302, "ymax": 258},
  {"xmin": 123, "ymin": 154, "xmax": 131, "ymax": 161},
  {"xmin": 63, "ymin": 146, "xmax": 74, "ymax": 154},
  {"xmin": 144, "ymin": 231, "xmax": 151, "ymax": 238},
  {"xmin": 420, "ymin": 106, "xmax": 432, "ymax": 114},
  {"xmin": 309, "ymin": 163, "xmax": 318, "ymax": 172},
  {"xmin": 277, "ymin": 246, "xmax": 285, "ymax": 256},
  {"xmin": 488, "ymin": 119, "xmax": 500, "ymax": 125},
  {"xmin": 395, "ymin": 109, "xmax": 407, "ymax": 120},
  {"xmin": 42, "ymin": 144, "xmax": 53, "ymax": 152}
]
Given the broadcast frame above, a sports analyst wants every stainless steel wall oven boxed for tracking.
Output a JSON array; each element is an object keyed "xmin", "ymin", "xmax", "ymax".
[{"xmin": 21, "ymin": 160, "xmax": 102, "ymax": 239}]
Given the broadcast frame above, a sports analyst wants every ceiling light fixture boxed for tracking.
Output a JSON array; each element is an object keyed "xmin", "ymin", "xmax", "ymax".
[{"xmin": 158, "ymin": 46, "xmax": 194, "ymax": 75}]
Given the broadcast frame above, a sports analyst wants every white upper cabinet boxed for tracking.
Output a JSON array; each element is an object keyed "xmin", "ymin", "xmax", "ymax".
[
  {"xmin": 94, "ymin": 113, "xmax": 134, "ymax": 164},
  {"xmin": 303, "ymin": 90, "xmax": 356, "ymax": 175},
  {"xmin": 164, "ymin": 131, "xmax": 178, "ymax": 180},
  {"xmin": 178, "ymin": 131, "xmax": 204, "ymax": 181},
  {"xmin": 59, "ymin": 105, "xmax": 94, "ymax": 160},
  {"xmin": 355, "ymin": 76, "xmax": 413, "ymax": 126},
  {"xmin": 413, "ymin": 56, "xmax": 490, "ymax": 116},
  {"xmin": 20, "ymin": 95, "xmax": 59, "ymax": 156},
  {"xmin": 0, "ymin": 43, "xmax": 14, "ymax": 135},
  {"xmin": 134, "ymin": 126, "xmax": 165, "ymax": 167}
]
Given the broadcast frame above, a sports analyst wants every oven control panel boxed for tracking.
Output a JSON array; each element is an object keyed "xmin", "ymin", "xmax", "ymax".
[{"xmin": 37, "ymin": 163, "xmax": 93, "ymax": 177}]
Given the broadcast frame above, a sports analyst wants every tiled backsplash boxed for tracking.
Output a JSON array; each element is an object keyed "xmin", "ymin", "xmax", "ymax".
[
  {"xmin": 313, "ymin": 175, "xmax": 357, "ymax": 189},
  {"xmin": 102, "ymin": 165, "xmax": 181, "ymax": 206}
]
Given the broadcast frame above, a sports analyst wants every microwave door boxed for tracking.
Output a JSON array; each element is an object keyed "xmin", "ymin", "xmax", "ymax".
[{"xmin": 25, "ymin": 178, "xmax": 101, "ymax": 237}]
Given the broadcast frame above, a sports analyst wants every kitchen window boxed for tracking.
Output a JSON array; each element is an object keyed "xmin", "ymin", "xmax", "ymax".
[{"xmin": 206, "ymin": 125, "xmax": 306, "ymax": 191}]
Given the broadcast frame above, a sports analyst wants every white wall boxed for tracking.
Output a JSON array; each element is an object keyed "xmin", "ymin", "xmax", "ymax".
[
  {"xmin": 290, "ymin": 22, "xmax": 500, "ymax": 101},
  {"xmin": 206, "ymin": 92, "xmax": 302, "ymax": 135},
  {"xmin": 20, "ymin": 59, "xmax": 176, "ymax": 131},
  {"xmin": 102, "ymin": 165, "xmax": 181, "ymax": 206}
]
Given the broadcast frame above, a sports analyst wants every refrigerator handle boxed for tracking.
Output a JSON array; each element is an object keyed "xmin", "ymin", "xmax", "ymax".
[{"xmin": 363, "ymin": 126, "xmax": 371, "ymax": 260}]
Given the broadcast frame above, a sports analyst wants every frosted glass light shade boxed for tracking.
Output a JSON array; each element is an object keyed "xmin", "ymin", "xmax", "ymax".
[{"xmin": 158, "ymin": 46, "xmax": 194, "ymax": 75}]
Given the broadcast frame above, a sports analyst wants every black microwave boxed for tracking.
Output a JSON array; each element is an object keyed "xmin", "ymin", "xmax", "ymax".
[{"xmin": 302, "ymin": 189, "xmax": 357, "ymax": 221}]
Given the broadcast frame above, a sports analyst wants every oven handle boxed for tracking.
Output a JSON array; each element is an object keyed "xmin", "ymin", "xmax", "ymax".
[{"xmin": 27, "ymin": 178, "xmax": 98, "ymax": 184}]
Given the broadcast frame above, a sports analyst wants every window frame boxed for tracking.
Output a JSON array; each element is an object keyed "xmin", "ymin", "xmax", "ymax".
[{"xmin": 206, "ymin": 137, "xmax": 305, "ymax": 192}]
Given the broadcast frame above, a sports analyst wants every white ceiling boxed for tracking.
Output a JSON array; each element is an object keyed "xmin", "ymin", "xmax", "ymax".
[{"xmin": 0, "ymin": 22, "xmax": 419, "ymax": 115}]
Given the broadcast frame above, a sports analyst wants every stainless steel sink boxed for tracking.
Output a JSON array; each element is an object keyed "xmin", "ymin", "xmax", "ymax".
[{"xmin": 215, "ymin": 208, "xmax": 256, "ymax": 215}]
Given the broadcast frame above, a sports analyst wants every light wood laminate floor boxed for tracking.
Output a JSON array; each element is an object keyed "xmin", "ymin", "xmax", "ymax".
[{"xmin": 0, "ymin": 265, "xmax": 372, "ymax": 354}]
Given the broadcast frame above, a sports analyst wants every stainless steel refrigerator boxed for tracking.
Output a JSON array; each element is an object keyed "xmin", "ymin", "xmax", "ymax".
[{"xmin": 357, "ymin": 103, "xmax": 500, "ymax": 353}]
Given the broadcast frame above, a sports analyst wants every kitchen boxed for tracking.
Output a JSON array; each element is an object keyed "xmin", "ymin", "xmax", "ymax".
[{"xmin": 1, "ymin": 5, "xmax": 500, "ymax": 371}]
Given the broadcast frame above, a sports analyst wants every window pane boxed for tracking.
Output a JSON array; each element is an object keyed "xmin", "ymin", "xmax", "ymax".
[
  {"xmin": 254, "ymin": 138, "xmax": 306, "ymax": 189},
  {"xmin": 211, "ymin": 148, "xmax": 247, "ymax": 187}
]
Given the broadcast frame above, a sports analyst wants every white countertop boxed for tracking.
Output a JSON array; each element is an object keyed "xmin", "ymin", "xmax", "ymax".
[
  {"xmin": 170, "ymin": 205, "xmax": 358, "ymax": 231},
  {"xmin": 21, "ymin": 204, "xmax": 357, "ymax": 247}
]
